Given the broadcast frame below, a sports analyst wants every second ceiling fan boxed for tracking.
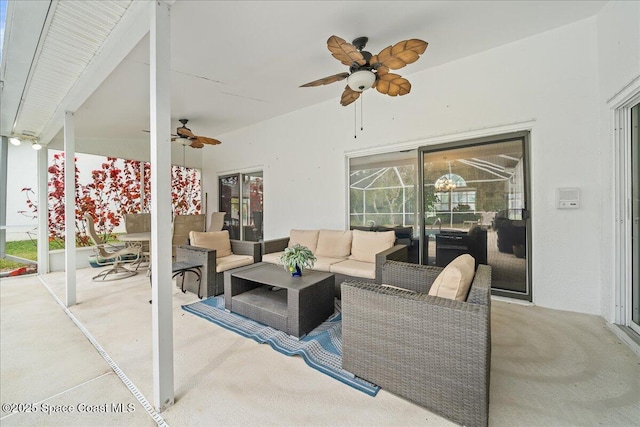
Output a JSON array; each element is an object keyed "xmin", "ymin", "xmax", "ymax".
[
  {"xmin": 172, "ymin": 119, "xmax": 222, "ymax": 149},
  {"xmin": 300, "ymin": 35, "xmax": 428, "ymax": 106}
]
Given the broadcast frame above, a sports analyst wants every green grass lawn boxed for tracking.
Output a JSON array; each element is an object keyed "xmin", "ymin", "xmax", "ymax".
[
  {"xmin": 1, "ymin": 236, "xmax": 123, "ymax": 271},
  {"xmin": 1, "ymin": 240, "xmax": 39, "ymax": 270}
]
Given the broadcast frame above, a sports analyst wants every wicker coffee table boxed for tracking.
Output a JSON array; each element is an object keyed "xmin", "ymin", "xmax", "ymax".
[{"xmin": 223, "ymin": 262, "xmax": 334, "ymax": 338}]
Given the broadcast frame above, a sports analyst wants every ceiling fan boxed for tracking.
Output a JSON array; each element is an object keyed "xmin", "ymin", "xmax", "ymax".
[
  {"xmin": 172, "ymin": 119, "xmax": 222, "ymax": 149},
  {"xmin": 144, "ymin": 119, "xmax": 222, "ymax": 148},
  {"xmin": 300, "ymin": 35, "xmax": 428, "ymax": 106}
]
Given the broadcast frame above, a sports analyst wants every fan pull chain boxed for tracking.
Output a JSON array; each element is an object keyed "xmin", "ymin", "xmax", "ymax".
[
  {"xmin": 361, "ymin": 93, "xmax": 364, "ymax": 131},
  {"xmin": 354, "ymin": 101, "xmax": 357, "ymax": 138}
]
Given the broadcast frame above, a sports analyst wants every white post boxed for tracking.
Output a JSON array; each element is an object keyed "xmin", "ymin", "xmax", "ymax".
[
  {"xmin": 37, "ymin": 146, "xmax": 49, "ymax": 274},
  {"xmin": 150, "ymin": 0, "xmax": 174, "ymax": 412},
  {"xmin": 64, "ymin": 111, "xmax": 76, "ymax": 306},
  {"xmin": 0, "ymin": 136, "xmax": 7, "ymax": 258}
]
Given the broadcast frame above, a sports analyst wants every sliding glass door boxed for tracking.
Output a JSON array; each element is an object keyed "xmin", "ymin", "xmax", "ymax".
[
  {"xmin": 419, "ymin": 132, "xmax": 531, "ymax": 300},
  {"xmin": 219, "ymin": 171, "xmax": 263, "ymax": 242}
]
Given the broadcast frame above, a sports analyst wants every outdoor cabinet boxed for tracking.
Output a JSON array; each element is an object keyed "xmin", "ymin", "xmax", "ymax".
[{"xmin": 435, "ymin": 228, "xmax": 487, "ymax": 268}]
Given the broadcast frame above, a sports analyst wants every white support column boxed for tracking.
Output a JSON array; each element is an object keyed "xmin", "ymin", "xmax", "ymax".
[
  {"xmin": 37, "ymin": 146, "xmax": 49, "ymax": 274},
  {"xmin": 0, "ymin": 136, "xmax": 7, "ymax": 258},
  {"xmin": 150, "ymin": 0, "xmax": 174, "ymax": 412},
  {"xmin": 64, "ymin": 111, "xmax": 76, "ymax": 306}
]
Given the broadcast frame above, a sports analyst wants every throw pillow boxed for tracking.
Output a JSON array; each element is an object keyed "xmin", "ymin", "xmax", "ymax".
[
  {"xmin": 288, "ymin": 229, "xmax": 320, "ymax": 254},
  {"xmin": 189, "ymin": 230, "xmax": 232, "ymax": 258},
  {"xmin": 428, "ymin": 254, "xmax": 475, "ymax": 301},
  {"xmin": 349, "ymin": 229, "xmax": 396, "ymax": 263},
  {"xmin": 315, "ymin": 230, "xmax": 353, "ymax": 258}
]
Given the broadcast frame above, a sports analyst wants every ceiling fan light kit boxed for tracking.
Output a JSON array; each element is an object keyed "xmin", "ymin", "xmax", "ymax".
[
  {"xmin": 176, "ymin": 136, "xmax": 191, "ymax": 146},
  {"xmin": 347, "ymin": 70, "xmax": 376, "ymax": 92}
]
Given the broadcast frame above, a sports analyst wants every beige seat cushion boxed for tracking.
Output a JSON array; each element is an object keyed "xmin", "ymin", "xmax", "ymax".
[
  {"xmin": 313, "ymin": 255, "xmax": 347, "ymax": 272},
  {"xmin": 288, "ymin": 229, "xmax": 320, "ymax": 254},
  {"xmin": 261, "ymin": 251, "xmax": 284, "ymax": 265},
  {"xmin": 349, "ymin": 230, "xmax": 396, "ymax": 263},
  {"xmin": 330, "ymin": 259, "xmax": 376, "ymax": 280},
  {"xmin": 215, "ymin": 254, "xmax": 255, "ymax": 272},
  {"xmin": 189, "ymin": 230, "xmax": 232, "ymax": 258},
  {"xmin": 428, "ymin": 254, "xmax": 475, "ymax": 301},
  {"xmin": 315, "ymin": 230, "xmax": 353, "ymax": 258}
]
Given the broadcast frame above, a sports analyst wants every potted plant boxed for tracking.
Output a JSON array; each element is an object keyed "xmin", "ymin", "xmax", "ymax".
[{"xmin": 279, "ymin": 244, "xmax": 316, "ymax": 277}]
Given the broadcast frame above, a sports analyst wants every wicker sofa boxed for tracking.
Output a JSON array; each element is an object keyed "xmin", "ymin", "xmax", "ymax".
[
  {"xmin": 341, "ymin": 259, "xmax": 492, "ymax": 427},
  {"xmin": 261, "ymin": 229, "xmax": 407, "ymax": 298},
  {"xmin": 175, "ymin": 230, "xmax": 261, "ymax": 298}
]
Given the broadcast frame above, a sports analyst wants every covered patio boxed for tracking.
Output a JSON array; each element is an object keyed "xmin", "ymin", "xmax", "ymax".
[
  {"xmin": 2, "ymin": 0, "xmax": 640, "ymax": 424},
  {"xmin": 2, "ymin": 270, "xmax": 639, "ymax": 426}
]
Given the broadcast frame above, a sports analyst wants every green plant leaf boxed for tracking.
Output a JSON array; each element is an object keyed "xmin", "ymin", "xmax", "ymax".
[{"xmin": 279, "ymin": 243, "xmax": 317, "ymax": 273}]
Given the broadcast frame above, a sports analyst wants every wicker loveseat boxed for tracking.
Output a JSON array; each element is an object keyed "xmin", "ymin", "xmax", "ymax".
[
  {"xmin": 261, "ymin": 229, "xmax": 408, "ymax": 298},
  {"xmin": 341, "ymin": 259, "xmax": 492, "ymax": 427}
]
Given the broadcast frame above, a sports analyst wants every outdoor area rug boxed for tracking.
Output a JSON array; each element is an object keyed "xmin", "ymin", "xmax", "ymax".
[{"xmin": 182, "ymin": 296, "xmax": 380, "ymax": 396}]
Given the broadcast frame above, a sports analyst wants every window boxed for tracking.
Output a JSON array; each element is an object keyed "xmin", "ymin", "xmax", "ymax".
[{"xmin": 349, "ymin": 152, "xmax": 418, "ymax": 229}]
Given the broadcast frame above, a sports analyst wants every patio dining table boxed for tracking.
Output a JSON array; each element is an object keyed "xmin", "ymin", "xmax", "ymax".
[
  {"xmin": 118, "ymin": 232, "xmax": 151, "ymax": 243},
  {"xmin": 118, "ymin": 232, "xmax": 151, "ymax": 272}
]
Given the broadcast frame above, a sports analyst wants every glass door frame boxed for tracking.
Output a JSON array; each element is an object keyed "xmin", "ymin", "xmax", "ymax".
[
  {"xmin": 218, "ymin": 170, "xmax": 263, "ymax": 242},
  {"xmin": 418, "ymin": 130, "xmax": 533, "ymax": 301},
  {"xmin": 613, "ymin": 82, "xmax": 640, "ymax": 335}
]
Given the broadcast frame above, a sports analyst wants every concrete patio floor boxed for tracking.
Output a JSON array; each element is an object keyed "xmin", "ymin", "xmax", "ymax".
[{"xmin": 1, "ymin": 268, "xmax": 639, "ymax": 426}]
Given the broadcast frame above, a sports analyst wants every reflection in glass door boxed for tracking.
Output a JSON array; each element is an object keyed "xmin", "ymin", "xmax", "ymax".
[
  {"xmin": 631, "ymin": 103, "xmax": 639, "ymax": 332},
  {"xmin": 419, "ymin": 132, "xmax": 531, "ymax": 300},
  {"xmin": 219, "ymin": 171, "xmax": 263, "ymax": 242}
]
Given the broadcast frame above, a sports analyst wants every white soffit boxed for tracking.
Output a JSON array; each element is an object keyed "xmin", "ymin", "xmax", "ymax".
[{"xmin": 14, "ymin": 0, "xmax": 132, "ymax": 137}]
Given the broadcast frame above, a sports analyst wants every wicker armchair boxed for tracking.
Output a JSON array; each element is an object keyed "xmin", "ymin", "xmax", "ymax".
[
  {"xmin": 175, "ymin": 231, "xmax": 261, "ymax": 298},
  {"xmin": 341, "ymin": 261, "xmax": 492, "ymax": 427}
]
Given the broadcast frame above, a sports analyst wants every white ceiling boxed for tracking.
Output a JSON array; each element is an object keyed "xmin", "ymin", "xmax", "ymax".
[{"xmin": 2, "ymin": 1, "xmax": 608, "ymax": 150}]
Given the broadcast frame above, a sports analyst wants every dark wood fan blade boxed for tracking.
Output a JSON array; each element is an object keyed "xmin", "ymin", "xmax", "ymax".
[
  {"xmin": 375, "ymin": 73, "xmax": 411, "ymax": 96},
  {"xmin": 177, "ymin": 127, "xmax": 195, "ymax": 138},
  {"xmin": 189, "ymin": 140, "xmax": 204, "ymax": 149},
  {"xmin": 327, "ymin": 36, "xmax": 366, "ymax": 67},
  {"xmin": 340, "ymin": 85, "xmax": 361, "ymax": 106},
  {"xmin": 372, "ymin": 39, "xmax": 428, "ymax": 70},
  {"xmin": 194, "ymin": 136, "xmax": 222, "ymax": 145},
  {"xmin": 300, "ymin": 72, "xmax": 349, "ymax": 87}
]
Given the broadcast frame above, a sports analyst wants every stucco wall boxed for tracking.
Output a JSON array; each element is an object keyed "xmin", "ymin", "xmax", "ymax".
[{"xmin": 201, "ymin": 17, "xmax": 608, "ymax": 315}]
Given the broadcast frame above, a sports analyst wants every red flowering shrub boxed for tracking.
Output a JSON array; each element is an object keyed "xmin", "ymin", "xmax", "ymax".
[{"xmin": 21, "ymin": 153, "xmax": 201, "ymax": 247}]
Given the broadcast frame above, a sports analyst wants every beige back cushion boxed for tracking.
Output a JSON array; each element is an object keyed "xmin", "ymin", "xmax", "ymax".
[
  {"xmin": 125, "ymin": 213, "xmax": 151, "ymax": 233},
  {"xmin": 349, "ymin": 230, "xmax": 396, "ymax": 263},
  {"xmin": 288, "ymin": 229, "xmax": 320, "ymax": 253},
  {"xmin": 315, "ymin": 230, "xmax": 353, "ymax": 258},
  {"xmin": 428, "ymin": 254, "xmax": 475, "ymax": 301},
  {"xmin": 189, "ymin": 230, "xmax": 232, "ymax": 258},
  {"xmin": 173, "ymin": 214, "xmax": 206, "ymax": 247}
]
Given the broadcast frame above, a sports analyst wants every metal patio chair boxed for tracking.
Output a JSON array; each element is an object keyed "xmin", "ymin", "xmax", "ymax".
[{"xmin": 85, "ymin": 213, "xmax": 141, "ymax": 281}]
